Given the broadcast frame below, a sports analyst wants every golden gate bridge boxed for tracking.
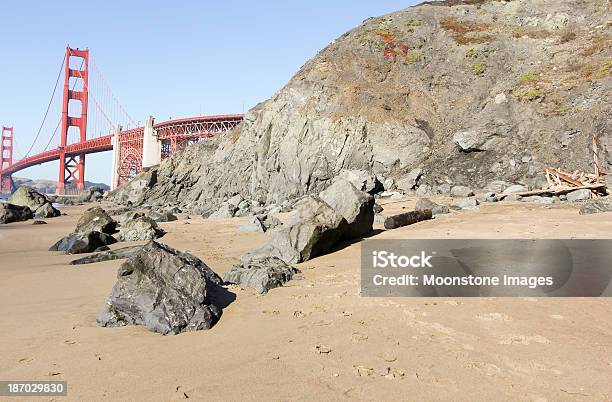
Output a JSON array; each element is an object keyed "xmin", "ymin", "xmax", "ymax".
[{"xmin": 0, "ymin": 47, "xmax": 243, "ymax": 194}]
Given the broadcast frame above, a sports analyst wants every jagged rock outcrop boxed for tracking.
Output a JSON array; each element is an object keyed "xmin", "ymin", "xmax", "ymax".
[
  {"xmin": 9, "ymin": 187, "xmax": 60, "ymax": 218},
  {"xmin": 223, "ymin": 257, "xmax": 300, "ymax": 294},
  {"xmin": 0, "ymin": 203, "xmax": 33, "ymax": 224},
  {"xmin": 96, "ymin": 241, "xmax": 223, "ymax": 335},
  {"xmin": 109, "ymin": 0, "xmax": 612, "ymax": 213}
]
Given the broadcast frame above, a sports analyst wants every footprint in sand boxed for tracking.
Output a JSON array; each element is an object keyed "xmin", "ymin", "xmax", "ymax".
[
  {"xmin": 466, "ymin": 361, "xmax": 501, "ymax": 376},
  {"xmin": 378, "ymin": 352, "xmax": 397, "ymax": 362},
  {"xmin": 380, "ymin": 367, "xmax": 405, "ymax": 380},
  {"xmin": 353, "ymin": 365, "xmax": 374, "ymax": 377},
  {"xmin": 499, "ymin": 335, "xmax": 550, "ymax": 345},
  {"xmin": 477, "ymin": 313, "xmax": 512, "ymax": 322},
  {"xmin": 351, "ymin": 332, "xmax": 369, "ymax": 342},
  {"xmin": 313, "ymin": 344, "xmax": 332, "ymax": 354}
]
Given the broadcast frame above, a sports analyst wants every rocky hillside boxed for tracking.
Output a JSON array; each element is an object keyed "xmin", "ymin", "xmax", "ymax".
[{"xmin": 112, "ymin": 0, "xmax": 612, "ymax": 213}]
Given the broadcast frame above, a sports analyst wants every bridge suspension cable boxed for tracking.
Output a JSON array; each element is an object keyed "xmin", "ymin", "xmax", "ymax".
[
  {"xmin": 42, "ymin": 57, "xmax": 85, "ymax": 152},
  {"xmin": 90, "ymin": 59, "xmax": 137, "ymax": 128},
  {"xmin": 24, "ymin": 55, "xmax": 65, "ymax": 158}
]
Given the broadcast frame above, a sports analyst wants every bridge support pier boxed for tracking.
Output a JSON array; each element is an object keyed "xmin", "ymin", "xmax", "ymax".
[
  {"xmin": 141, "ymin": 116, "xmax": 161, "ymax": 169},
  {"xmin": 57, "ymin": 47, "xmax": 89, "ymax": 195},
  {"xmin": 0, "ymin": 126, "xmax": 14, "ymax": 194},
  {"xmin": 110, "ymin": 125, "xmax": 121, "ymax": 191}
]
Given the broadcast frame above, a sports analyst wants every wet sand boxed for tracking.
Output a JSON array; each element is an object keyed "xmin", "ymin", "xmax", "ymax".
[{"xmin": 0, "ymin": 199, "xmax": 611, "ymax": 401}]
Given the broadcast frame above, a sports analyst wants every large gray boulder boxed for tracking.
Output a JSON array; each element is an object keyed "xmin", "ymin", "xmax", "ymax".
[
  {"xmin": 96, "ymin": 241, "xmax": 223, "ymax": 335},
  {"xmin": 117, "ymin": 216, "xmax": 165, "ymax": 241},
  {"xmin": 49, "ymin": 231, "xmax": 117, "ymax": 254},
  {"xmin": 0, "ymin": 203, "xmax": 33, "ymax": 224},
  {"xmin": 223, "ymin": 257, "xmax": 300, "ymax": 294},
  {"xmin": 319, "ymin": 179, "xmax": 375, "ymax": 239},
  {"xmin": 242, "ymin": 181, "xmax": 374, "ymax": 264},
  {"xmin": 77, "ymin": 207, "xmax": 117, "ymax": 234},
  {"xmin": 242, "ymin": 196, "xmax": 348, "ymax": 264},
  {"xmin": 49, "ymin": 207, "xmax": 118, "ymax": 253},
  {"xmin": 566, "ymin": 189, "xmax": 592, "ymax": 202},
  {"xmin": 9, "ymin": 186, "xmax": 60, "ymax": 218}
]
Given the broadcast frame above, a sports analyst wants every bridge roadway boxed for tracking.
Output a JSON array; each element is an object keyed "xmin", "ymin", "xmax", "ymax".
[{"xmin": 1, "ymin": 114, "xmax": 243, "ymax": 182}]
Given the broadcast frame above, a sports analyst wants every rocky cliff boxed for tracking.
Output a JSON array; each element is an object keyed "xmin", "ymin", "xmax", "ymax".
[{"xmin": 111, "ymin": 0, "xmax": 612, "ymax": 213}]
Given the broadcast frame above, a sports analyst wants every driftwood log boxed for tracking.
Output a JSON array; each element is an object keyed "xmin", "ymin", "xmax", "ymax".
[{"xmin": 383, "ymin": 210, "xmax": 432, "ymax": 230}]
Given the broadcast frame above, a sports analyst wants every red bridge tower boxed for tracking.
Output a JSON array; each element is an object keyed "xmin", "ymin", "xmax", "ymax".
[
  {"xmin": 58, "ymin": 47, "xmax": 89, "ymax": 194},
  {"xmin": 0, "ymin": 126, "xmax": 14, "ymax": 193}
]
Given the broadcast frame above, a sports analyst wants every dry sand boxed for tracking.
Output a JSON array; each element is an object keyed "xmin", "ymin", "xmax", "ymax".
[{"xmin": 1, "ymin": 198, "xmax": 611, "ymax": 401}]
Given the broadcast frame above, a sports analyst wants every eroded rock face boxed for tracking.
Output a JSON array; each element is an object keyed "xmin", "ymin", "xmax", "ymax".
[
  {"xmin": 96, "ymin": 241, "xmax": 223, "ymax": 335},
  {"xmin": 0, "ymin": 203, "xmax": 33, "ymax": 224},
  {"xmin": 223, "ymin": 257, "xmax": 300, "ymax": 294},
  {"xmin": 9, "ymin": 187, "xmax": 60, "ymax": 218},
  {"xmin": 109, "ymin": 0, "xmax": 611, "ymax": 214}
]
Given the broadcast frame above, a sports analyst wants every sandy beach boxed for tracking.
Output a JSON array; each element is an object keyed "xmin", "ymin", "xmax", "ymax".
[{"xmin": 1, "ymin": 199, "xmax": 611, "ymax": 401}]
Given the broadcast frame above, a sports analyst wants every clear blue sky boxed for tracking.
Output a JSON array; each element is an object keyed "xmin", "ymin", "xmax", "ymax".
[{"xmin": 0, "ymin": 0, "xmax": 418, "ymax": 185}]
